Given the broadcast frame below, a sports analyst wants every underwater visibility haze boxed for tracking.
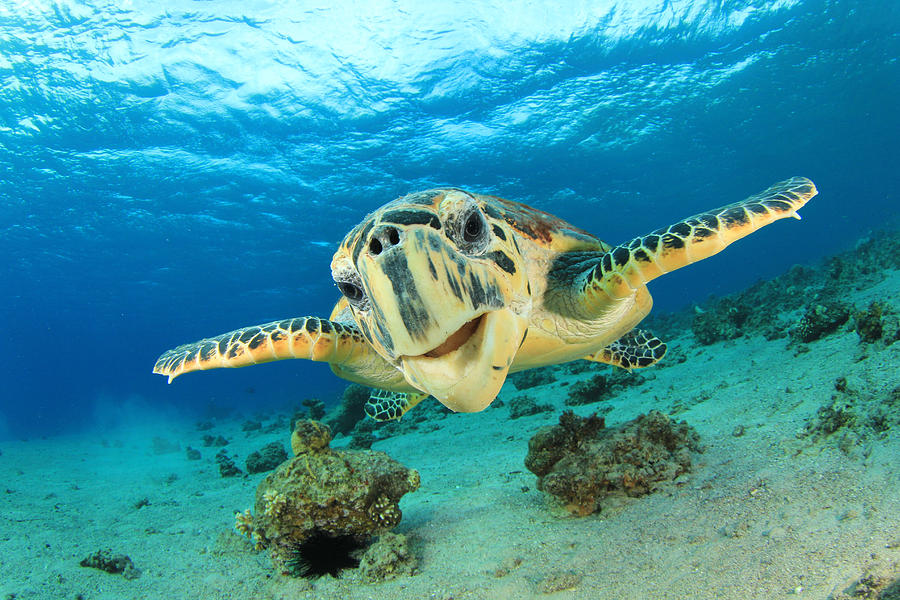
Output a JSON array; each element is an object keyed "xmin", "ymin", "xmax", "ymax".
[{"xmin": 1, "ymin": 0, "xmax": 898, "ymax": 435}]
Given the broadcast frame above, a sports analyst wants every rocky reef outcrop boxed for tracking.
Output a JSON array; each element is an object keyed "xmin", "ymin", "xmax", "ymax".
[
  {"xmin": 245, "ymin": 442, "xmax": 288, "ymax": 474},
  {"xmin": 684, "ymin": 230, "xmax": 900, "ymax": 345},
  {"xmin": 324, "ymin": 384, "xmax": 370, "ymax": 436},
  {"xmin": 235, "ymin": 419, "xmax": 419, "ymax": 572},
  {"xmin": 525, "ymin": 410, "xmax": 701, "ymax": 515},
  {"xmin": 801, "ymin": 377, "xmax": 900, "ymax": 458}
]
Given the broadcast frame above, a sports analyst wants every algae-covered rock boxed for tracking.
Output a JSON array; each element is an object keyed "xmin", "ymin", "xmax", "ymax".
[
  {"xmin": 358, "ymin": 532, "xmax": 417, "ymax": 582},
  {"xmin": 79, "ymin": 549, "xmax": 141, "ymax": 580},
  {"xmin": 239, "ymin": 419, "xmax": 420, "ymax": 571},
  {"xmin": 203, "ymin": 434, "xmax": 229, "ymax": 447},
  {"xmin": 791, "ymin": 301, "xmax": 852, "ymax": 343},
  {"xmin": 348, "ymin": 418, "xmax": 376, "ymax": 449},
  {"xmin": 525, "ymin": 410, "xmax": 701, "ymax": 515},
  {"xmin": 803, "ymin": 378, "xmax": 859, "ymax": 441},
  {"xmin": 215, "ymin": 450, "xmax": 243, "ymax": 477},
  {"xmin": 830, "ymin": 560, "xmax": 900, "ymax": 600},
  {"xmin": 854, "ymin": 301, "xmax": 900, "ymax": 346},
  {"xmin": 509, "ymin": 395, "xmax": 553, "ymax": 419},
  {"xmin": 801, "ymin": 378, "xmax": 900, "ymax": 457},
  {"xmin": 241, "ymin": 419, "xmax": 262, "ymax": 432},
  {"xmin": 246, "ymin": 442, "xmax": 288, "ymax": 474},
  {"xmin": 302, "ymin": 398, "xmax": 326, "ymax": 420},
  {"xmin": 691, "ymin": 299, "xmax": 747, "ymax": 345},
  {"xmin": 509, "ymin": 367, "xmax": 557, "ymax": 390},
  {"xmin": 325, "ymin": 384, "xmax": 370, "ymax": 436},
  {"xmin": 564, "ymin": 374, "xmax": 610, "ymax": 406},
  {"xmin": 563, "ymin": 369, "xmax": 646, "ymax": 407},
  {"xmin": 290, "ymin": 419, "xmax": 332, "ymax": 456}
]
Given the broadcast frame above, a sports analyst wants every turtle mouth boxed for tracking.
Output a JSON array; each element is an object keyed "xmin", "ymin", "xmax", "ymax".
[
  {"xmin": 422, "ymin": 314, "xmax": 485, "ymax": 358},
  {"xmin": 399, "ymin": 309, "xmax": 526, "ymax": 413}
]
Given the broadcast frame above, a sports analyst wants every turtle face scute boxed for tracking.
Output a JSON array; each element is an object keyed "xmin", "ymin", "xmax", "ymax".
[{"xmin": 331, "ymin": 189, "xmax": 531, "ymax": 412}]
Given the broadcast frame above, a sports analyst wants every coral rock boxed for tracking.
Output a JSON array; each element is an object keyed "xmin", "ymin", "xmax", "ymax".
[
  {"xmin": 564, "ymin": 375, "xmax": 610, "ymax": 406},
  {"xmin": 525, "ymin": 410, "xmax": 701, "ymax": 515},
  {"xmin": 801, "ymin": 379, "xmax": 900, "ymax": 457},
  {"xmin": 246, "ymin": 442, "xmax": 288, "ymax": 474},
  {"xmin": 202, "ymin": 434, "xmax": 229, "ymax": 447},
  {"xmin": 509, "ymin": 395, "xmax": 553, "ymax": 419},
  {"xmin": 791, "ymin": 301, "xmax": 852, "ymax": 343},
  {"xmin": 358, "ymin": 532, "xmax": 417, "ymax": 582},
  {"xmin": 854, "ymin": 301, "xmax": 899, "ymax": 346},
  {"xmin": 325, "ymin": 384, "xmax": 370, "ymax": 436},
  {"xmin": 691, "ymin": 299, "xmax": 748, "ymax": 345},
  {"xmin": 79, "ymin": 549, "xmax": 141, "ymax": 580},
  {"xmin": 241, "ymin": 420, "xmax": 419, "ymax": 571},
  {"xmin": 241, "ymin": 419, "xmax": 262, "ymax": 432},
  {"xmin": 215, "ymin": 450, "xmax": 243, "ymax": 477},
  {"xmin": 509, "ymin": 367, "xmax": 557, "ymax": 390},
  {"xmin": 290, "ymin": 419, "xmax": 332, "ymax": 456},
  {"xmin": 302, "ymin": 398, "xmax": 326, "ymax": 420},
  {"xmin": 348, "ymin": 418, "xmax": 376, "ymax": 450}
]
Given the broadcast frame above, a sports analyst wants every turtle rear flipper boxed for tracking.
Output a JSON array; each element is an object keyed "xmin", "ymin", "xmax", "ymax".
[
  {"xmin": 578, "ymin": 177, "xmax": 817, "ymax": 310},
  {"xmin": 153, "ymin": 317, "xmax": 378, "ymax": 383},
  {"xmin": 584, "ymin": 328, "xmax": 667, "ymax": 370}
]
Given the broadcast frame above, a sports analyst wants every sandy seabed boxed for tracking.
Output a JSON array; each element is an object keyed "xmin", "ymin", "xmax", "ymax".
[{"xmin": 2, "ymin": 271, "xmax": 898, "ymax": 600}]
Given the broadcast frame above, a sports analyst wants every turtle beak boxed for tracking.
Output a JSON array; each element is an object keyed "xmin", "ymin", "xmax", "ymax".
[{"xmin": 400, "ymin": 308, "xmax": 527, "ymax": 412}]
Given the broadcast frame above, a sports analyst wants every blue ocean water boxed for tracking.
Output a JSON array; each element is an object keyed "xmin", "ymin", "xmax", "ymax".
[{"xmin": 0, "ymin": 0, "xmax": 897, "ymax": 440}]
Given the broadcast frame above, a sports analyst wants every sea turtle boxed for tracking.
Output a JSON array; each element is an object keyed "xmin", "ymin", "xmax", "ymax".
[{"xmin": 154, "ymin": 177, "xmax": 817, "ymax": 420}]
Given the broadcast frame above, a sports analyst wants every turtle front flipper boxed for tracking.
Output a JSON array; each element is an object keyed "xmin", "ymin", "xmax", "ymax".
[
  {"xmin": 154, "ymin": 317, "xmax": 383, "ymax": 384},
  {"xmin": 584, "ymin": 328, "xmax": 667, "ymax": 370},
  {"xmin": 364, "ymin": 389, "xmax": 429, "ymax": 422},
  {"xmin": 580, "ymin": 177, "xmax": 817, "ymax": 307}
]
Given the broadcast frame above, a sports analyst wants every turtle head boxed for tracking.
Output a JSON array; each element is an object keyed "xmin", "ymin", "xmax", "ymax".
[{"xmin": 331, "ymin": 189, "xmax": 531, "ymax": 412}]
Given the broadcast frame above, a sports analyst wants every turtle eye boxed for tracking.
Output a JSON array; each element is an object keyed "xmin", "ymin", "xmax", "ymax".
[
  {"xmin": 463, "ymin": 211, "xmax": 483, "ymax": 242},
  {"xmin": 338, "ymin": 281, "xmax": 363, "ymax": 301},
  {"xmin": 454, "ymin": 207, "xmax": 490, "ymax": 254},
  {"xmin": 335, "ymin": 278, "xmax": 369, "ymax": 310}
]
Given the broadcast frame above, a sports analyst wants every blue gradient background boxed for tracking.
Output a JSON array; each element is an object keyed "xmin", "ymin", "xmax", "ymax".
[{"xmin": 1, "ymin": 0, "xmax": 897, "ymax": 438}]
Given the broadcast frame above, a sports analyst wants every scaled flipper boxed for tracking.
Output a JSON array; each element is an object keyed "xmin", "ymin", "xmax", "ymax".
[
  {"xmin": 584, "ymin": 328, "xmax": 667, "ymax": 370},
  {"xmin": 154, "ymin": 317, "xmax": 380, "ymax": 383},
  {"xmin": 364, "ymin": 389, "xmax": 429, "ymax": 422},
  {"xmin": 579, "ymin": 177, "xmax": 817, "ymax": 309}
]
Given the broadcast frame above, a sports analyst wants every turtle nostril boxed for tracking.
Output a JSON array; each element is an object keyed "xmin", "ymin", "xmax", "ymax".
[
  {"xmin": 386, "ymin": 227, "xmax": 399, "ymax": 246},
  {"xmin": 369, "ymin": 226, "xmax": 400, "ymax": 256}
]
